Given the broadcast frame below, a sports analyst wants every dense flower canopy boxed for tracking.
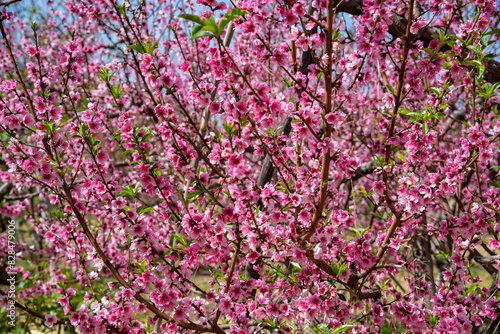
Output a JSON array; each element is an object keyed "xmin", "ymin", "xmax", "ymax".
[{"xmin": 1, "ymin": 0, "xmax": 500, "ymax": 333}]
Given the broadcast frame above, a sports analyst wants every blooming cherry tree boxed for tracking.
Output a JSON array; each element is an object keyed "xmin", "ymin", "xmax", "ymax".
[{"xmin": 1, "ymin": 0, "xmax": 500, "ymax": 333}]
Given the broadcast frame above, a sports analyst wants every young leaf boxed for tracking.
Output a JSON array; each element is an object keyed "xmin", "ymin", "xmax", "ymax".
[
  {"xmin": 191, "ymin": 25, "xmax": 205, "ymax": 38},
  {"xmin": 202, "ymin": 15, "xmax": 217, "ymax": 30},
  {"xmin": 208, "ymin": 183, "xmax": 222, "ymax": 190},
  {"xmin": 331, "ymin": 324, "xmax": 357, "ymax": 334},
  {"xmin": 218, "ymin": 8, "xmax": 248, "ymax": 33},
  {"xmin": 192, "ymin": 28, "xmax": 214, "ymax": 39},
  {"xmin": 178, "ymin": 13, "xmax": 203, "ymax": 24},
  {"xmin": 282, "ymin": 77, "xmax": 292, "ymax": 87},
  {"xmin": 187, "ymin": 189, "xmax": 203, "ymax": 201},
  {"xmin": 137, "ymin": 206, "xmax": 155, "ymax": 214},
  {"xmin": 127, "ymin": 43, "xmax": 145, "ymax": 54},
  {"xmin": 484, "ymin": 28, "xmax": 500, "ymax": 36}
]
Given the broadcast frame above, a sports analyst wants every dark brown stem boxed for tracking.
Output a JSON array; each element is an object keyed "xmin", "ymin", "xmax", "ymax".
[
  {"xmin": 301, "ymin": 0, "xmax": 334, "ymax": 241},
  {"xmin": 360, "ymin": 0, "xmax": 414, "ymax": 278}
]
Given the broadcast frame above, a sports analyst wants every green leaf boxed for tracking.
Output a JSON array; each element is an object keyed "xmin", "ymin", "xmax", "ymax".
[
  {"xmin": 282, "ymin": 77, "xmax": 292, "ymax": 87},
  {"xmin": 422, "ymin": 47, "xmax": 435, "ymax": 57},
  {"xmin": 97, "ymin": 68, "xmax": 114, "ymax": 83},
  {"xmin": 127, "ymin": 44, "xmax": 145, "ymax": 54},
  {"xmin": 478, "ymin": 65, "xmax": 486, "ymax": 79},
  {"xmin": 218, "ymin": 8, "xmax": 248, "ymax": 33},
  {"xmin": 333, "ymin": 28, "xmax": 341, "ymax": 40},
  {"xmin": 116, "ymin": 190, "xmax": 132, "ymax": 196},
  {"xmin": 484, "ymin": 204, "xmax": 497, "ymax": 212},
  {"xmin": 422, "ymin": 121, "xmax": 428, "ymax": 134},
  {"xmin": 121, "ymin": 149, "xmax": 136, "ymax": 157},
  {"xmin": 240, "ymin": 115, "xmax": 249, "ymax": 127},
  {"xmin": 171, "ymin": 232, "xmax": 187, "ymax": 247},
  {"xmin": 127, "ymin": 39, "xmax": 158, "ymax": 55},
  {"xmin": 97, "ymin": 67, "xmax": 108, "ymax": 81},
  {"xmin": 178, "ymin": 13, "xmax": 203, "ymax": 24},
  {"xmin": 331, "ymin": 324, "xmax": 357, "ymax": 334},
  {"xmin": 425, "ymin": 311, "xmax": 439, "ymax": 326},
  {"xmin": 223, "ymin": 121, "xmax": 234, "ymax": 136},
  {"xmin": 488, "ymin": 180, "xmax": 500, "ymax": 188},
  {"xmin": 187, "ymin": 189, "xmax": 203, "ymax": 201},
  {"xmin": 181, "ymin": 14, "xmax": 220, "ymax": 39},
  {"xmin": 331, "ymin": 262, "xmax": 339, "ymax": 274},
  {"xmin": 483, "ymin": 53, "xmax": 496, "ymax": 61},
  {"xmin": 264, "ymin": 128, "xmax": 275, "ymax": 136},
  {"xmin": 337, "ymin": 263, "xmax": 347, "ymax": 275},
  {"xmin": 351, "ymin": 186, "xmax": 368, "ymax": 197},
  {"xmin": 490, "ymin": 81, "xmax": 500, "ymax": 94},
  {"xmin": 192, "ymin": 31, "xmax": 214, "ymax": 40},
  {"xmin": 430, "ymin": 87, "xmax": 441, "ymax": 96},
  {"xmin": 140, "ymin": 258, "xmax": 146, "ymax": 271},
  {"xmin": 316, "ymin": 69, "xmax": 323, "ymax": 80},
  {"xmin": 208, "ymin": 183, "xmax": 222, "ymax": 190},
  {"xmin": 199, "ymin": 23, "xmax": 218, "ymax": 35},
  {"xmin": 436, "ymin": 52, "xmax": 455, "ymax": 58},
  {"xmin": 137, "ymin": 206, "xmax": 155, "ymax": 214},
  {"xmin": 202, "ymin": 15, "xmax": 217, "ymax": 29},
  {"xmin": 191, "ymin": 25, "xmax": 205, "ymax": 37},
  {"xmin": 134, "ymin": 181, "xmax": 142, "ymax": 194},
  {"xmin": 147, "ymin": 41, "xmax": 159, "ymax": 54},
  {"xmin": 484, "ymin": 28, "xmax": 500, "ymax": 36},
  {"xmin": 110, "ymin": 83, "xmax": 123, "ymax": 99},
  {"xmin": 467, "ymin": 281, "xmax": 478, "ymax": 294},
  {"xmin": 290, "ymin": 261, "xmax": 301, "ymax": 271},
  {"xmin": 115, "ymin": 3, "xmax": 127, "ymax": 16},
  {"xmin": 466, "ymin": 45, "xmax": 479, "ymax": 53},
  {"xmin": 111, "ymin": 130, "xmax": 122, "ymax": 140},
  {"xmin": 42, "ymin": 120, "xmax": 55, "ymax": 135}
]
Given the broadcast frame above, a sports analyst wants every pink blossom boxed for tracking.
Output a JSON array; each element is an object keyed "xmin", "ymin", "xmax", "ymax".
[
  {"xmin": 209, "ymin": 101, "xmax": 221, "ymax": 114},
  {"xmin": 95, "ymin": 150, "xmax": 109, "ymax": 164},
  {"xmin": 130, "ymin": 222, "xmax": 145, "ymax": 236},
  {"xmin": 489, "ymin": 238, "xmax": 500, "ymax": 250},
  {"xmin": 246, "ymin": 250, "xmax": 260, "ymax": 264},
  {"xmin": 411, "ymin": 16, "xmax": 427, "ymax": 34},
  {"xmin": 219, "ymin": 297, "xmax": 233, "ymax": 313},
  {"xmin": 25, "ymin": 44, "xmax": 38, "ymax": 57},
  {"xmin": 44, "ymin": 315, "xmax": 57, "ymax": 328},
  {"xmin": 1, "ymin": 79, "xmax": 16, "ymax": 92},
  {"xmin": 179, "ymin": 60, "xmax": 190, "ymax": 72}
]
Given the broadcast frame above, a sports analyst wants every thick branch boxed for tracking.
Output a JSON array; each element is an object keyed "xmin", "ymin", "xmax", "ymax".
[
  {"xmin": 473, "ymin": 254, "xmax": 500, "ymax": 266},
  {"xmin": 0, "ymin": 0, "xmax": 21, "ymax": 6},
  {"xmin": 301, "ymin": 0, "xmax": 334, "ymax": 242},
  {"xmin": 358, "ymin": 0, "xmax": 414, "ymax": 280}
]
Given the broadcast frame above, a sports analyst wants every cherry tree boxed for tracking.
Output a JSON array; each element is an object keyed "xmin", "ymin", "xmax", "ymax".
[{"xmin": 1, "ymin": 0, "xmax": 500, "ymax": 333}]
